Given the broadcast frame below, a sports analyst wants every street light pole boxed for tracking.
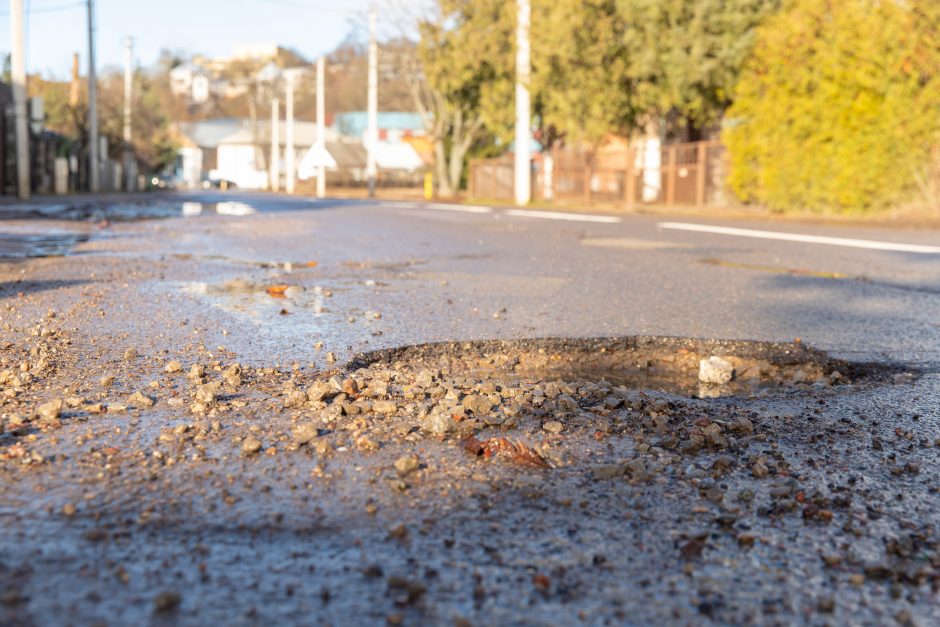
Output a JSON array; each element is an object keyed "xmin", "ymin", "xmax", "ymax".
[
  {"xmin": 316, "ymin": 55, "xmax": 326, "ymax": 199},
  {"xmin": 10, "ymin": 0, "xmax": 30, "ymax": 200},
  {"xmin": 285, "ymin": 75, "xmax": 295, "ymax": 195},
  {"xmin": 271, "ymin": 98, "xmax": 280, "ymax": 192},
  {"xmin": 514, "ymin": 0, "xmax": 531, "ymax": 206},
  {"xmin": 366, "ymin": 8, "xmax": 378, "ymax": 198},
  {"xmin": 87, "ymin": 0, "xmax": 100, "ymax": 192},
  {"xmin": 123, "ymin": 36, "xmax": 134, "ymax": 191}
]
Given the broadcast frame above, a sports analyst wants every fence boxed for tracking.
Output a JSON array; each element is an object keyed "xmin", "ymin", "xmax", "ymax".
[{"xmin": 469, "ymin": 140, "xmax": 726, "ymax": 208}]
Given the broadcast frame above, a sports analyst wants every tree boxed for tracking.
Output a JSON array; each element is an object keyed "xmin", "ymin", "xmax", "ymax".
[
  {"xmin": 390, "ymin": 0, "xmax": 505, "ymax": 196},
  {"xmin": 725, "ymin": 0, "xmax": 940, "ymax": 213},
  {"xmin": 618, "ymin": 0, "xmax": 778, "ymax": 137},
  {"xmin": 29, "ymin": 67, "xmax": 177, "ymax": 173}
]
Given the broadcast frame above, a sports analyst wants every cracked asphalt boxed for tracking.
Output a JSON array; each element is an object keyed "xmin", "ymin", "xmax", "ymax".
[{"xmin": 0, "ymin": 192, "xmax": 937, "ymax": 626}]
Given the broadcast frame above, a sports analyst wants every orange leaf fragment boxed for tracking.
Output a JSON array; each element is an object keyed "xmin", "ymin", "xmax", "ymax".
[{"xmin": 266, "ymin": 285, "xmax": 290, "ymax": 298}]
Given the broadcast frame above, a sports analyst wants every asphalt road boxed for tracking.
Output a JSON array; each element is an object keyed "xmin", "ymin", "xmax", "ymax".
[
  {"xmin": 0, "ymin": 191, "xmax": 938, "ymax": 626},
  {"xmin": 107, "ymin": 191, "xmax": 940, "ymax": 368}
]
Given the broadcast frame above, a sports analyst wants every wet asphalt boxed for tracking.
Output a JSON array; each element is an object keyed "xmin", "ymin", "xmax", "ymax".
[{"xmin": 0, "ymin": 191, "xmax": 938, "ymax": 626}]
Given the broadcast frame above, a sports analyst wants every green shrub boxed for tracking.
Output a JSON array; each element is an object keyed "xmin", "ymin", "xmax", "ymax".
[{"xmin": 725, "ymin": 0, "xmax": 940, "ymax": 213}]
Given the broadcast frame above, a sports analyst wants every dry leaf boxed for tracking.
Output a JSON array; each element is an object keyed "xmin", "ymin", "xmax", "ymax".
[{"xmin": 266, "ymin": 285, "xmax": 290, "ymax": 298}]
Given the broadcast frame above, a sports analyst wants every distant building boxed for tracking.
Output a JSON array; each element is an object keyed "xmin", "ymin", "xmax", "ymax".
[
  {"xmin": 169, "ymin": 62, "xmax": 221, "ymax": 104},
  {"xmin": 171, "ymin": 118, "xmax": 339, "ymax": 190}
]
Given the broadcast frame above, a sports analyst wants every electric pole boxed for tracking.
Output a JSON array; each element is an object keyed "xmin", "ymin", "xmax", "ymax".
[
  {"xmin": 316, "ymin": 55, "xmax": 326, "ymax": 199},
  {"xmin": 271, "ymin": 98, "xmax": 280, "ymax": 192},
  {"xmin": 10, "ymin": 0, "xmax": 30, "ymax": 200},
  {"xmin": 123, "ymin": 36, "xmax": 134, "ymax": 191},
  {"xmin": 285, "ymin": 75, "xmax": 295, "ymax": 194},
  {"xmin": 514, "ymin": 0, "xmax": 531, "ymax": 206},
  {"xmin": 366, "ymin": 8, "xmax": 378, "ymax": 198},
  {"xmin": 87, "ymin": 0, "xmax": 100, "ymax": 192}
]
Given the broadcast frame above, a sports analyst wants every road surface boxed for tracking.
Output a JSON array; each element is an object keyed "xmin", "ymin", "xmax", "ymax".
[{"xmin": 0, "ymin": 192, "xmax": 937, "ymax": 625}]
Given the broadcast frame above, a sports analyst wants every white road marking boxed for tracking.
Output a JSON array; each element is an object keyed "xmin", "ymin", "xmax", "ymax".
[
  {"xmin": 426, "ymin": 203, "xmax": 493, "ymax": 214},
  {"xmin": 505, "ymin": 209, "xmax": 621, "ymax": 224},
  {"xmin": 658, "ymin": 222, "xmax": 940, "ymax": 254}
]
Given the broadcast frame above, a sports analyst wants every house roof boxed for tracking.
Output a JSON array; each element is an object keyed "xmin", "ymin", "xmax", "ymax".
[
  {"xmin": 175, "ymin": 118, "xmax": 243, "ymax": 148},
  {"xmin": 298, "ymin": 141, "xmax": 367, "ymax": 178},
  {"xmin": 218, "ymin": 121, "xmax": 339, "ymax": 148},
  {"xmin": 333, "ymin": 112, "xmax": 424, "ymax": 138},
  {"xmin": 175, "ymin": 118, "xmax": 339, "ymax": 149},
  {"xmin": 327, "ymin": 142, "xmax": 368, "ymax": 169}
]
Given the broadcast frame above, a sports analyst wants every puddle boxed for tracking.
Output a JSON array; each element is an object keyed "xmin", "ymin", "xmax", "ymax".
[
  {"xmin": 0, "ymin": 200, "xmax": 259, "ymax": 223},
  {"xmin": 182, "ymin": 279, "xmax": 332, "ymax": 323},
  {"xmin": 349, "ymin": 336, "xmax": 890, "ymax": 399},
  {"xmin": 0, "ymin": 229, "xmax": 90, "ymax": 259}
]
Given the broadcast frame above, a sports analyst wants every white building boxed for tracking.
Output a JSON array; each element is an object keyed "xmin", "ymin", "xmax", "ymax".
[
  {"xmin": 169, "ymin": 63, "xmax": 220, "ymax": 104},
  {"xmin": 173, "ymin": 118, "xmax": 339, "ymax": 190}
]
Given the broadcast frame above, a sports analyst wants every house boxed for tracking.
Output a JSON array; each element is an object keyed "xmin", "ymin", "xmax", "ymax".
[
  {"xmin": 169, "ymin": 63, "xmax": 221, "ymax": 104},
  {"xmin": 172, "ymin": 118, "xmax": 339, "ymax": 190},
  {"xmin": 172, "ymin": 118, "xmax": 242, "ymax": 187},
  {"xmin": 298, "ymin": 141, "xmax": 369, "ymax": 183}
]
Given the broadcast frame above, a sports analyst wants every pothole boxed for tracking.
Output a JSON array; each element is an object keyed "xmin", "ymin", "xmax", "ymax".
[{"xmin": 349, "ymin": 336, "xmax": 891, "ymax": 399}]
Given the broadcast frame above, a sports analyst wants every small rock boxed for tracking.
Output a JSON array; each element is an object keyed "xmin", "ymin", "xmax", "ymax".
[
  {"xmin": 292, "ymin": 422, "xmax": 319, "ymax": 445},
  {"xmin": 283, "ymin": 390, "xmax": 307, "ymax": 409},
  {"xmin": 462, "ymin": 394, "xmax": 495, "ymax": 415},
  {"xmin": 123, "ymin": 348, "xmax": 138, "ymax": 361},
  {"xmin": 241, "ymin": 437, "xmax": 262, "ymax": 456},
  {"xmin": 699, "ymin": 357, "xmax": 734, "ymax": 385},
  {"xmin": 153, "ymin": 591, "xmax": 181, "ymax": 612},
  {"xmin": 100, "ymin": 375, "xmax": 115, "ymax": 388},
  {"xmin": 165, "ymin": 361, "xmax": 183, "ymax": 374},
  {"xmin": 542, "ymin": 420, "xmax": 564, "ymax": 434},
  {"xmin": 592, "ymin": 464, "xmax": 626, "ymax": 480},
  {"xmin": 36, "ymin": 399, "xmax": 63, "ymax": 421},
  {"xmin": 195, "ymin": 382, "xmax": 220, "ymax": 404},
  {"xmin": 62, "ymin": 503, "xmax": 77, "ymax": 517},
  {"xmin": 394, "ymin": 455, "xmax": 420, "ymax": 477},
  {"xmin": 372, "ymin": 400, "xmax": 398, "ymax": 415},
  {"xmin": 127, "ymin": 391, "xmax": 154, "ymax": 409},
  {"xmin": 424, "ymin": 412, "xmax": 454, "ymax": 435},
  {"xmin": 307, "ymin": 381, "xmax": 334, "ymax": 402}
]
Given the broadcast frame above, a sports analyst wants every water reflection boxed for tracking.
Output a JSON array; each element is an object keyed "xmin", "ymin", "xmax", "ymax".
[{"xmin": 180, "ymin": 201, "xmax": 257, "ymax": 217}]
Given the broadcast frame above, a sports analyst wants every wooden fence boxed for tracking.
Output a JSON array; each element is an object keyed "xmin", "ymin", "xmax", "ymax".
[{"xmin": 469, "ymin": 140, "xmax": 726, "ymax": 208}]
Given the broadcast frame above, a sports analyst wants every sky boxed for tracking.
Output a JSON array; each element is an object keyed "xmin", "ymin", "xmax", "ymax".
[{"xmin": 0, "ymin": 0, "xmax": 372, "ymax": 78}]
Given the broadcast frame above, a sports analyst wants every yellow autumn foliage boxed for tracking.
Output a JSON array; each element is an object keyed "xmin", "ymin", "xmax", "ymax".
[{"xmin": 725, "ymin": 0, "xmax": 940, "ymax": 213}]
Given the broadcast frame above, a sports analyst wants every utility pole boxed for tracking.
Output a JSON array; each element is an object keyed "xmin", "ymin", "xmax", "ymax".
[
  {"xmin": 285, "ymin": 75, "xmax": 295, "ymax": 194},
  {"xmin": 87, "ymin": 0, "xmax": 100, "ymax": 192},
  {"xmin": 366, "ymin": 8, "xmax": 378, "ymax": 198},
  {"xmin": 514, "ymin": 0, "xmax": 531, "ymax": 206},
  {"xmin": 270, "ymin": 98, "xmax": 280, "ymax": 192},
  {"xmin": 123, "ymin": 36, "xmax": 134, "ymax": 191},
  {"xmin": 316, "ymin": 55, "xmax": 326, "ymax": 199},
  {"xmin": 10, "ymin": 0, "xmax": 30, "ymax": 200}
]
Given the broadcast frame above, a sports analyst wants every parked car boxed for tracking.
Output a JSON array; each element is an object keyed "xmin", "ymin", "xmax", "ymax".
[
  {"xmin": 150, "ymin": 174, "xmax": 177, "ymax": 190},
  {"xmin": 201, "ymin": 176, "xmax": 238, "ymax": 190}
]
